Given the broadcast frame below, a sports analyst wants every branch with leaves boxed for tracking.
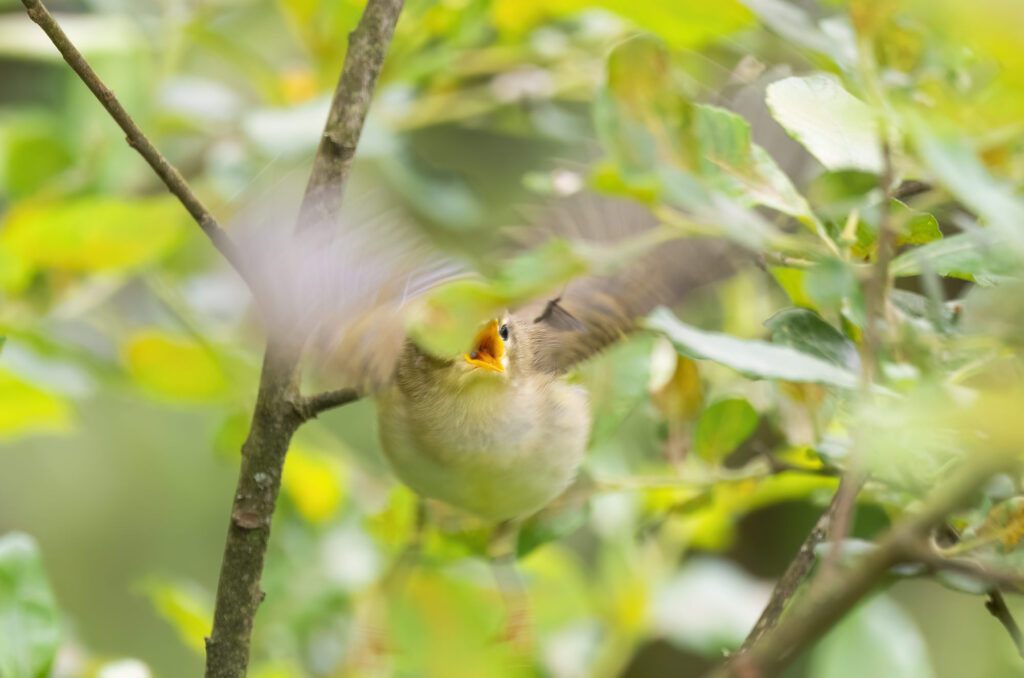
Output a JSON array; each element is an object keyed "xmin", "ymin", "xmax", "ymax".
[
  {"xmin": 712, "ymin": 451, "xmax": 1018, "ymax": 678},
  {"xmin": 20, "ymin": 0, "xmax": 403, "ymax": 675}
]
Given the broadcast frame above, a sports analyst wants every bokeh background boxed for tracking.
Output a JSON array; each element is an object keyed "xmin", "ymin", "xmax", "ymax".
[{"xmin": 2, "ymin": 0, "xmax": 1024, "ymax": 677}]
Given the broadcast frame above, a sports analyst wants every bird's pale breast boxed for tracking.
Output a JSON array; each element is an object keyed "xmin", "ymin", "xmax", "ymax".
[{"xmin": 376, "ymin": 374, "xmax": 589, "ymax": 521}]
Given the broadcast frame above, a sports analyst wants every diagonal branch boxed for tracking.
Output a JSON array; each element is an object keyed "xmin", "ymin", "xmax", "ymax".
[
  {"xmin": 19, "ymin": 0, "xmax": 253, "ymax": 289},
  {"xmin": 298, "ymin": 0, "xmax": 406, "ymax": 230},
  {"xmin": 738, "ymin": 477, "xmax": 849, "ymax": 653},
  {"xmin": 706, "ymin": 451, "xmax": 1015, "ymax": 678}
]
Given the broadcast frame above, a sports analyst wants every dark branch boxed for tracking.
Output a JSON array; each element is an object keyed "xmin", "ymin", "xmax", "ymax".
[
  {"xmin": 19, "ymin": 0, "xmax": 253, "ymax": 290},
  {"xmin": 987, "ymin": 591, "xmax": 1024, "ymax": 662},
  {"xmin": 298, "ymin": 0, "xmax": 406, "ymax": 230},
  {"xmin": 738, "ymin": 477, "xmax": 848, "ymax": 653},
  {"xmin": 203, "ymin": 1, "xmax": 404, "ymax": 675}
]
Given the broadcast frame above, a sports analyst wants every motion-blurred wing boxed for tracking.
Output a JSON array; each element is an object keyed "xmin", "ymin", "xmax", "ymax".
[
  {"xmin": 518, "ymin": 193, "xmax": 741, "ymax": 375},
  {"xmin": 234, "ymin": 183, "xmax": 462, "ymax": 394}
]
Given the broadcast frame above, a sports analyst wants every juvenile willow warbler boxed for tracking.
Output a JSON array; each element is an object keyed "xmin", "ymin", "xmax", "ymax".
[{"xmin": 373, "ymin": 201, "xmax": 738, "ymax": 522}]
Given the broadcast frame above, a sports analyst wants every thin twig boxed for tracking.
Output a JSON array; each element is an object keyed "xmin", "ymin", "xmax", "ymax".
[
  {"xmin": 987, "ymin": 591, "xmax": 1024, "ymax": 662},
  {"xmin": 298, "ymin": 0, "xmax": 406, "ymax": 230},
  {"xmin": 738, "ymin": 478, "xmax": 848, "ymax": 653},
  {"xmin": 19, "ymin": 0, "xmax": 253, "ymax": 289},
  {"xmin": 294, "ymin": 387, "xmax": 362, "ymax": 421}
]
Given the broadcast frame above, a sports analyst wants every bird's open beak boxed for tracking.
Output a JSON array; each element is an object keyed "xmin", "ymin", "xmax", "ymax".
[{"xmin": 464, "ymin": 320, "xmax": 505, "ymax": 372}]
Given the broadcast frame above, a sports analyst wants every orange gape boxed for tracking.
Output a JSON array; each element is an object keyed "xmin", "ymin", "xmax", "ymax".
[{"xmin": 464, "ymin": 320, "xmax": 505, "ymax": 372}]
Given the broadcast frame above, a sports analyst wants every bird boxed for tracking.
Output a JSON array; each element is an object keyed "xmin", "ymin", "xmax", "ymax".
[
  {"xmin": 242, "ymin": 188, "xmax": 738, "ymax": 524},
  {"xmin": 370, "ymin": 194, "xmax": 739, "ymax": 523}
]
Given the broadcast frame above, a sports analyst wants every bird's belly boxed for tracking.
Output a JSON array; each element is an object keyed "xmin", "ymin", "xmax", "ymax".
[{"xmin": 376, "ymin": 382, "xmax": 589, "ymax": 521}]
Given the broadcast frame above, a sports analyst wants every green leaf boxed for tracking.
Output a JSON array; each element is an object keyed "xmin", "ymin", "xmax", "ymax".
[
  {"xmin": 893, "ymin": 200, "xmax": 942, "ymax": 246},
  {"xmin": 810, "ymin": 594, "xmax": 935, "ymax": 678},
  {"xmin": 0, "ymin": 533, "xmax": 61, "ymax": 678},
  {"xmin": 0, "ymin": 196, "xmax": 186, "ymax": 278},
  {"xmin": 694, "ymin": 105, "xmax": 816, "ymax": 223},
  {"xmin": 765, "ymin": 308, "xmax": 860, "ymax": 371},
  {"xmin": 645, "ymin": 307, "xmax": 862, "ymax": 389},
  {"xmin": 0, "ymin": 370, "xmax": 71, "ymax": 439},
  {"xmin": 766, "ymin": 75, "xmax": 883, "ymax": 173},
  {"xmin": 599, "ymin": 0, "xmax": 754, "ymax": 49},
  {"xmin": 890, "ymin": 232, "xmax": 1021, "ymax": 286},
  {"xmin": 694, "ymin": 398, "xmax": 758, "ymax": 461}
]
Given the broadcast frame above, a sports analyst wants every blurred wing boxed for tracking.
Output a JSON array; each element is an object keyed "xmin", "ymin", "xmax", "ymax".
[
  {"xmin": 234, "ymin": 182, "xmax": 463, "ymax": 393},
  {"xmin": 517, "ymin": 193, "xmax": 742, "ymax": 375}
]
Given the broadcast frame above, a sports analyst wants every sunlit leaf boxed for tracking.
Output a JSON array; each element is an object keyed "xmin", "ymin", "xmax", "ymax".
[
  {"xmin": 0, "ymin": 196, "xmax": 187, "ymax": 277},
  {"xmin": 282, "ymin": 445, "xmax": 346, "ymax": 524},
  {"xmin": 141, "ymin": 578, "xmax": 211, "ymax": 655},
  {"xmin": 766, "ymin": 75, "xmax": 883, "ymax": 173},
  {"xmin": 646, "ymin": 307, "xmax": 862, "ymax": 389},
  {"xmin": 0, "ymin": 533, "xmax": 61, "ymax": 678},
  {"xmin": 810, "ymin": 594, "xmax": 935, "ymax": 678},
  {"xmin": 122, "ymin": 331, "xmax": 227, "ymax": 401},
  {"xmin": 694, "ymin": 398, "xmax": 758, "ymax": 462},
  {"xmin": 0, "ymin": 370, "xmax": 71, "ymax": 439},
  {"xmin": 765, "ymin": 308, "xmax": 860, "ymax": 371},
  {"xmin": 890, "ymin": 232, "xmax": 1021, "ymax": 286},
  {"xmin": 601, "ymin": 0, "xmax": 754, "ymax": 49}
]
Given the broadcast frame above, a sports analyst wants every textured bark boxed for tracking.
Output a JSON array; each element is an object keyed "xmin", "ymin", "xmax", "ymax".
[
  {"xmin": 298, "ymin": 0, "xmax": 406, "ymax": 230},
  {"xmin": 204, "ymin": 345, "xmax": 303, "ymax": 678}
]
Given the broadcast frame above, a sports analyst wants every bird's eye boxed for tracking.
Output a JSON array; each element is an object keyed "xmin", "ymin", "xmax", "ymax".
[{"xmin": 498, "ymin": 323, "xmax": 509, "ymax": 341}]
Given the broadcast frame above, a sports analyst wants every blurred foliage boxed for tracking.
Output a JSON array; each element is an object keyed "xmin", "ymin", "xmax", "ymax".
[{"xmin": 2, "ymin": 0, "xmax": 1024, "ymax": 677}]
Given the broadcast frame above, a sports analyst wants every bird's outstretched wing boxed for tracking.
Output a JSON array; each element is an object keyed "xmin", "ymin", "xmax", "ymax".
[
  {"xmin": 518, "ymin": 193, "xmax": 742, "ymax": 375},
  {"xmin": 234, "ymin": 182, "xmax": 462, "ymax": 394}
]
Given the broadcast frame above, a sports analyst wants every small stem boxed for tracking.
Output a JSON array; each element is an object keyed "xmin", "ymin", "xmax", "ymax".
[
  {"xmin": 738, "ymin": 479, "xmax": 848, "ymax": 653},
  {"xmin": 987, "ymin": 591, "xmax": 1024, "ymax": 662}
]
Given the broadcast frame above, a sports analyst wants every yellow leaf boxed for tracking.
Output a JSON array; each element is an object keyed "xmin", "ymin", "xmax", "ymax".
[
  {"xmin": 0, "ymin": 369, "xmax": 71, "ymax": 439},
  {"xmin": 651, "ymin": 355, "xmax": 703, "ymax": 421},
  {"xmin": 123, "ymin": 331, "xmax": 227, "ymax": 401},
  {"xmin": 282, "ymin": 446, "xmax": 346, "ymax": 523},
  {"xmin": 0, "ymin": 196, "xmax": 185, "ymax": 275},
  {"xmin": 142, "ymin": 578, "xmax": 212, "ymax": 655},
  {"xmin": 978, "ymin": 496, "xmax": 1024, "ymax": 550}
]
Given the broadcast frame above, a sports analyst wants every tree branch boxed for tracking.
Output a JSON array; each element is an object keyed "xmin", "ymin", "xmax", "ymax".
[
  {"xmin": 298, "ymin": 0, "xmax": 406, "ymax": 231},
  {"xmin": 707, "ymin": 451, "xmax": 1014, "ymax": 678},
  {"xmin": 19, "ymin": 0, "xmax": 253, "ymax": 289},
  {"xmin": 203, "ymin": 1, "xmax": 402, "ymax": 674}
]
